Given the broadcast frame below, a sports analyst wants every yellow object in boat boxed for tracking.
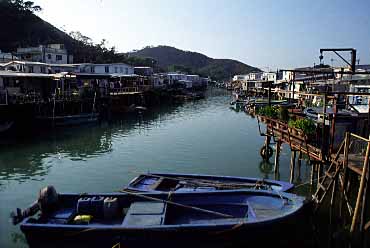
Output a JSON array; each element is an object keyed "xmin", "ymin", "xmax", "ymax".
[{"xmin": 73, "ymin": 215, "xmax": 93, "ymax": 223}]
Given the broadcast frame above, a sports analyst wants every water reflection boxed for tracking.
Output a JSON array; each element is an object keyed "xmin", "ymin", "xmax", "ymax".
[
  {"xmin": 258, "ymin": 160, "xmax": 274, "ymax": 178},
  {"xmin": 0, "ymin": 89, "xmax": 231, "ymax": 188}
]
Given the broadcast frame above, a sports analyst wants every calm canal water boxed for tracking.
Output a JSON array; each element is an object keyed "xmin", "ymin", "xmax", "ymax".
[{"xmin": 0, "ymin": 88, "xmax": 311, "ymax": 247}]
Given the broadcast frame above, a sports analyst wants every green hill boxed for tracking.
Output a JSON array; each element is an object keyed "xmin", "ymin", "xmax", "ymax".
[
  {"xmin": 0, "ymin": 1, "xmax": 260, "ymax": 80},
  {"xmin": 129, "ymin": 46, "xmax": 261, "ymax": 80},
  {"xmin": 0, "ymin": 0, "xmax": 152, "ymax": 65}
]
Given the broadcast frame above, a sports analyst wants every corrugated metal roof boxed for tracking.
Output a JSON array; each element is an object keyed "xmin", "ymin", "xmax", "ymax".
[{"xmin": 0, "ymin": 71, "xmax": 56, "ymax": 78}]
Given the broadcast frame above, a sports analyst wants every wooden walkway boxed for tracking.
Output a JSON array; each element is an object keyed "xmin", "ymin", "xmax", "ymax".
[
  {"xmin": 258, "ymin": 116, "xmax": 324, "ymax": 162},
  {"xmin": 258, "ymin": 115, "xmax": 370, "ymax": 242}
]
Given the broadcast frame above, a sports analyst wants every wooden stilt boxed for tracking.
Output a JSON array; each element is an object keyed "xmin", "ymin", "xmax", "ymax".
[
  {"xmin": 290, "ymin": 150, "xmax": 296, "ymax": 184},
  {"xmin": 274, "ymin": 141, "xmax": 281, "ymax": 173},
  {"xmin": 350, "ymin": 136, "xmax": 370, "ymax": 233},
  {"xmin": 339, "ymin": 133, "xmax": 350, "ymax": 219},
  {"xmin": 297, "ymin": 151, "xmax": 302, "ymax": 183},
  {"xmin": 310, "ymin": 162, "xmax": 316, "ymax": 186},
  {"xmin": 329, "ymin": 177, "xmax": 337, "ymax": 248},
  {"xmin": 317, "ymin": 162, "xmax": 322, "ymax": 188},
  {"xmin": 359, "ymin": 168, "xmax": 369, "ymax": 246}
]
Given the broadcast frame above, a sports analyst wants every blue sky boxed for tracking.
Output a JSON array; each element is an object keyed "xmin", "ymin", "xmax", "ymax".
[{"xmin": 34, "ymin": 0, "xmax": 370, "ymax": 69}]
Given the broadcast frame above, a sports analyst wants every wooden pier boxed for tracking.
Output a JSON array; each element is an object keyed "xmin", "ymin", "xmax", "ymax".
[{"xmin": 257, "ymin": 115, "xmax": 370, "ymax": 246}]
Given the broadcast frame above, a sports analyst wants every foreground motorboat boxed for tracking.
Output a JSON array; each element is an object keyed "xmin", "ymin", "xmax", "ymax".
[{"xmin": 13, "ymin": 186, "xmax": 307, "ymax": 248}]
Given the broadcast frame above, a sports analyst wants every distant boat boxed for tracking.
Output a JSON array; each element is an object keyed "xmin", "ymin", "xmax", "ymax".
[
  {"xmin": 126, "ymin": 173, "xmax": 294, "ymax": 192},
  {"xmin": 14, "ymin": 186, "xmax": 307, "ymax": 248},
  {"xmin": 36, "ymin": 113, "xmax": 99, "ymax": 127}
]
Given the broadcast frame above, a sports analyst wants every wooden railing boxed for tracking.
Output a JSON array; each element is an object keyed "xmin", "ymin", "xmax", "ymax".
[
  {"xmin": 109, "ymin": 87, "xmax": 141, "ymax": 95},
  {"xmin": 258, "ymin": 115, "xmax": 323, "ymax": 161}
]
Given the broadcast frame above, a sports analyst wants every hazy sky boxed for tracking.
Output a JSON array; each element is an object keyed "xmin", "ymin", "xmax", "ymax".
[{"xmin": 34, "ymin": 0, "xmax": 370, "ymax": 69}]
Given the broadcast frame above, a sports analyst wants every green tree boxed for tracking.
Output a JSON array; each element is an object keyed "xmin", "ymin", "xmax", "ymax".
[{"xmin": 4, "ymin": 0, "xmax": 42, "ymax": 12}]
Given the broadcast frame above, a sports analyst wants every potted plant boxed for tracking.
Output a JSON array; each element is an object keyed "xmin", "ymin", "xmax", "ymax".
[
  {"xmin": 288, "ymin": 120, "xmax": 299, "ymax": 135},
  {"xmin": 257, "ymin": 106, "xmax": 278, "ymax": 123},
  {"xmin": 288, "ymin": 119, "xmax": 316, "ymax": 138}
]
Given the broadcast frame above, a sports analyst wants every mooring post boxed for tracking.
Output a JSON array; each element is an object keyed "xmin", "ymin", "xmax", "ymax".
[
  {"xmin": 290, "ymin": 150, "xmax": 296, "ymax": 183},
  {"xmin": 297, "ymin": 151, "xmax": 302, "ymax": 183},
  {"xmin": 274, "ymin": 141, "xmax": 281, "ymax": 173}
]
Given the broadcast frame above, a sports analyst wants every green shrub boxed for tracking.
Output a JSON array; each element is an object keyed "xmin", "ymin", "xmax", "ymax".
[
  {"xmin": 278, "ymin": 106, "xmax": 290, "ymax": 122},
  {"xmin": 288, "ymin": 118, "xmax": 316, "ymax": 135},
  {"xmin": 257, "ymin": 106, "xmax": 278, "ymax": 118}
]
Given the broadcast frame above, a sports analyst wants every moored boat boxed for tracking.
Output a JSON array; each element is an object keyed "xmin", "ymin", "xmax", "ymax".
[
  {"xmin": 13, "ymin": 186, "xmax": 307, "ymax": 248},
  {"xmin": 126, "ymin": 172, "xmax": 294, "ymax": 193},
  {"xmin": 36, "ymin": 113, "xmax": 99, "ymax": 127}
]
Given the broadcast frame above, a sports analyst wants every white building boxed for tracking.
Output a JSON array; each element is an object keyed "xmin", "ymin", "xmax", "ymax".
[
  {"xmin": 16, "ymin": 44, "xmax": 73, "ymax": 64},
  {"xmin": 232, "ymin": 75, "xmax": 249, "ymax": 82},
  {"xmin": 75, "ymin": 63, "xmax": 134, "ymax": 75},
  {"xmin": 261, "ymin": 72, "xmax": 277, "ymax": 82},
  {"xmin": 152, "ymin": 74, "xmax": 166, "ymax": 88},
  {"xmin": 0, "ymin": 61, "xmax": 76, "ymax": 74},
  {"xmin": 166, "ymin": 73, "xmax": 187, "ymax": 85},
  {"xmin": 1, "ymin": 61, "xmax": 48, "ymax": 73},
  {"xmin": 0, "ymin": 50, "xmax": 18, "ymax": 62}
]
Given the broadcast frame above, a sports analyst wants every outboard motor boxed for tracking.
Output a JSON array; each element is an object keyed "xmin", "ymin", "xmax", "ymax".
[{"xmin": 12, "ymin": 185, "xmax": 58, "ymax": 225}]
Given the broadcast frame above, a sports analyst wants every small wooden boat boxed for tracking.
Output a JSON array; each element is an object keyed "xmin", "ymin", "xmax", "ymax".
[
  {"xmin": 36, "ymin": 113, "xmax": 99, "ymax": 127},
  {"xmin": 14, "ymin": 186, "xmax": 307, "ymax": 248},
  {"xmin": 126, "ymin": 173, "xmax": 294, "ymax": 193}
]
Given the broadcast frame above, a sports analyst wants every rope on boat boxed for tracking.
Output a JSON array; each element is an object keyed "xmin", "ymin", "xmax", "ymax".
[
  {"xmin": 145, "ymin": 173, "xmax": 273, "ymax": 191},
  {"xmin": 119, "ymin": 189, "xmax": 234, "ymax": 218}
]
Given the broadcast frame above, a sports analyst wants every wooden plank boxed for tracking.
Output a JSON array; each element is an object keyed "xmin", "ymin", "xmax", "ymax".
[
  {"xmin": 350, "ymin": 133, "xmax": 370, "ymax": 142},
  {"xmin": 350, "ymin": 137, "xmax": 370, "ymax": 233},
  {"xmin": 348, "ymin": 163, "xmax": 363, "ymax": 175}
]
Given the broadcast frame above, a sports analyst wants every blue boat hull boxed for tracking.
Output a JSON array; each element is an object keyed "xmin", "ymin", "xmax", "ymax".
[
  {"xmin": 126, "ymin": 172, "xmax": 294, "ymax": 193},
  {"xmin": 19, "ymin": 190, "xmax": 309, "ymax": 248}
]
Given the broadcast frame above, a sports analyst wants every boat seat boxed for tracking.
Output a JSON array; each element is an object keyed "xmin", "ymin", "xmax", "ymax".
[{"xmin": 122, "ymin": 201, "xmax": 165, "ymax": 226}]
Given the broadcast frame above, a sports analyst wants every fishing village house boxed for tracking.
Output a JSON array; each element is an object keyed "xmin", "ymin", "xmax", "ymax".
[
  {"xmin": 151, "ymin": 73, "xmax": 167, "ymax": 89},
  {"xmin": 257, "ymin": 72, "xmax": 277, "ymax": 91},
  {"xmin": 232, "ymin": 74, "xmax": 248, "ymax": 91},
  {"xmin": 0, "ymin": 50, "xmax": 18, "ymax": 62},
  {"xmin": 330, "ymin": 65, "xmax": 370, "ymax": 112},
  {"xmin": 15, "ymin": 44, "xmax": 73, "ymax": 64}
]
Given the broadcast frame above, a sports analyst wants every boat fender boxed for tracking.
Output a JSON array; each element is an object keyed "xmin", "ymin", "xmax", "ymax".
[
  {"xmin": 38, "ymin": 185, "xmax": 58, "ymax": 214},
  {"xmin": 260, "ymin": 146, "xmax": 273, "ymax": 159},
  {"xmin": 103, "ymin": 197, "xmax": 119, "ymax": 219}
]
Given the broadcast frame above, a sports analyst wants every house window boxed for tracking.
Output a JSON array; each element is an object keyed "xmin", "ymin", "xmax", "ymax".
[
  {"xmin": 90, "ymin": 66, "xmax": 95, "ymax": 73},
  {"xmin": 56, "ymin": 55, "xmax": 63, "ymax": 61},
  {"xmin": 29, "ymin": 66, "xmax": 33, "ymax": 73},
  {"xmin": 115, "ymin": 67, "xmax": 118, "ymax": 73},
  {"xmin": 120, "ymin": 67, "xmax": 123, "ymax": 73},
  {"xmin": 105, "ymin": 66, "xmax": 109, "ymax": 73},
  {"xmin": 125, "ymin": 68, "xmax": 128, "ymax": 74},
  {"xmin": 47, "ymin": 54, "xmax": 51, "ymax": 59}
]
